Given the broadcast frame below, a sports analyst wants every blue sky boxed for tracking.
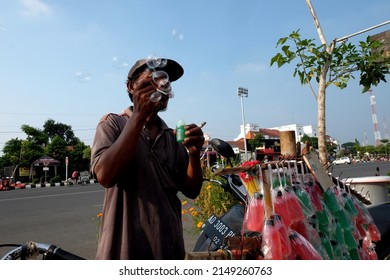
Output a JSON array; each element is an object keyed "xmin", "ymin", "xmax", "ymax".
[{"xmin": 0, "ymin": 0, "xmax": 389, "ymax": 155}]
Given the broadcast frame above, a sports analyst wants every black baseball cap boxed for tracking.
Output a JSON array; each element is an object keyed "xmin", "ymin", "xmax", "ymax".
[{"xmin": 127, "ymin": 58, "xmax": 184, "ymax": 82}]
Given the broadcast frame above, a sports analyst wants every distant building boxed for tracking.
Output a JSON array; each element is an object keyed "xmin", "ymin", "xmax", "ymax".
[
  {"xmin": 269, "ymin": 124, "xmax": 318, "ymax": 142},
  {"xmin": 210, "ymin": 122, "xmax": 338, "ymax": 162},
  {"xmin": 233, "ymin": 123, "xmax": 281, "ymax": 161}
]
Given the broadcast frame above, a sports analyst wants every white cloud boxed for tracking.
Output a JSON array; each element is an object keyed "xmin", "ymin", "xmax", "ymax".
[
  {"xmin": 20, "ymin": 0, "xmax": 51, "ymax": 16},
  {"xmin": 236, "ymin": 63, "xmax": 267, "ymax": 74}
]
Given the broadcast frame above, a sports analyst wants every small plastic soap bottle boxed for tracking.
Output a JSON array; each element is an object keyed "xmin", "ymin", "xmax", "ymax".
[{"xmin": 176, "ymin": 119, "xmax": 186, "ymax": 142}]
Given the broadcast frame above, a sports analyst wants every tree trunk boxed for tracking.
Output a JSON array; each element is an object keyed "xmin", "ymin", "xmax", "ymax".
[
  {"xmin": 306, "ymin": 0, "xmax": 329, "ymax": 166},
  {"xmin": 317, "ymin": 81, "xmax": 327, "ymax": 165}
]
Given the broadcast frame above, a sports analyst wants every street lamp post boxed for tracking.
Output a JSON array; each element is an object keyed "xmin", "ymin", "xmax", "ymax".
[
  {"xmin": 65, "ymin": 157, "xmax": 69, "ymax": 185},
  {"xmin": 238, "ymin": 87, "xmax": 248, "ymax": 161}
]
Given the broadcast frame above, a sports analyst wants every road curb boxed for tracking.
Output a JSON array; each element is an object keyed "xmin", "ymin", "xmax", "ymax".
[{"xmin": 18, "ymin": 180, "xmax": 97, "ymax": 189}]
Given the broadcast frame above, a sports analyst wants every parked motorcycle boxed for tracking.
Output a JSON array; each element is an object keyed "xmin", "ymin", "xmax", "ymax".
[{"xmin": 193, "ymin": 138, "xmax": 390, "ymax": 260}]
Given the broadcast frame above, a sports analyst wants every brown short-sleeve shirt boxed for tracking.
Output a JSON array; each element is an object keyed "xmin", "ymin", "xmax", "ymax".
[{"xmin": 91, "ymin": 110, "xmax": 189, "ymax": 259}]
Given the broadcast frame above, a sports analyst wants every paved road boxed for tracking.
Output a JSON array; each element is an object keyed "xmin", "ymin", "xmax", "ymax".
[
  {"xmin": 0, "ymin": 184, "xmax": 104, "ymax": 259},
  {"xmin": 0, "ymin": 184, "xmax": 199, "ymax": 259},
  {"xmin": 1, "ymin": 161, "xmax": 388, "ymax": 259},
  {"xmin": 330, "ymin": 161, "xmax": 390, "ymax": 179}
]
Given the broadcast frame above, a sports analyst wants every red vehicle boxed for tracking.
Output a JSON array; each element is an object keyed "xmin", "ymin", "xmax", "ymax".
[
  {"xmin": 0, "ymin": 177, "xmax": 11, "ymax": 191},
  {"xmin": 0, "ymin": 177, "xmax": 25, "ymax": 191}
]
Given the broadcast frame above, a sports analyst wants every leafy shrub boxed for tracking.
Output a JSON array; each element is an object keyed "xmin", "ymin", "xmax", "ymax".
[
  {"xmin": 182, "ymin": 168, "xmax": 240, "ymax": 233},
  {"xmin": 50, "ymin": 176, "xmax": 62, "ymax": 183}
]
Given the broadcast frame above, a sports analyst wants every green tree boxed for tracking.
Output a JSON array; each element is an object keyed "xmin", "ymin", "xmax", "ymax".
[
  {"xmin": 301, "ymin": 134, "xmax": 318, "ymax": 149},
  {"xmin": 22, "ymin": 125, "xmax": 48, "ymax": 147},
  {"xmin": 46, "ymin": 135, "xmax": 68, "ymax": 161},
  {"xmin": 380, "ymin": 139, "xmax": 389, "ymax": 156},
  {"xmin": 270, "ymin": 1, "xmax": 390, "ymax": 165},
  {"xmin": 82, "ymin": 146, "xmax": 92, "ymax": 161},
  {"xmin": 0, "ymin": 119, "xmax": 90, "ymax": 181},
  {"xmin": 43, "ymin": 119, "xmax": 79, "ymax": 145},
  {"xmin": 68, "ymin": 141, "xmax": 90, "ymax": 169},
  {"xmin": 341, "ymin": 142, "xmax": 355, "ymax": 150},
  {"xmin": 248, "ymin": 134, "xmax": 265, "ymax": 154}
]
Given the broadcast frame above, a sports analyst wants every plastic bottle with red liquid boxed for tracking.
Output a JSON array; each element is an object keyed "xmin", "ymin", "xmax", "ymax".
[
  {"xmin": 367, "ymin": 222, "xmax": 381, "ymax": 242},
  {"xmin": 289, "ymin": 231, "xmax": 322, "ymax": 260},
  {"xmin": 270, "ymin": 214, "xmax": 292, "ymax": 259},
  {"xmin": 290, "ymin": 220, "xmax": 309, "ymax": 241},
  {"xmin": 367, "ymin": 245, "xmax": 378, "ymax": 260},
  {"xmin": 242, "ymin": 192, "xmax": 265, "ymax": 233},
  {"xmin": 261, "ymin": 219, "xmax": 283, "ymax": 260},
  {"xmin": 272, "ymin": 189, "xmax": 293, "ymax": 228},
  {"xmin": 284, "ymin": 186, "xmax": 305, "ymax": 224},
  {"xmin": 354, "ymin": 196, "xmax": 375, "ymax": 226},
  {"xmin": 354, "ymin": 205, "xmax": 370, "ymax": 240},
  {"xmin": 362, "ymin": 235, "xmax": 379, "ymax": 260},
  {"xmin": 305, "ymin": 181, "xmax": 323, "ymax": 212}
]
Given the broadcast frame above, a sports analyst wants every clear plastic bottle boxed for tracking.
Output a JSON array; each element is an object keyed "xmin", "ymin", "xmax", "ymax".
[
  {"xmin": 261, "ymin": 219, "xmax": 283, "ymax": 260},
  {"xmin": 243, "ymin": 193, "xmax": 265, "ymax": 233},
  {"xmin": 176, "ymin": 119, "xmax": 186, "ymax": 142},
  {"xmin": 270, "ymin": 214, "xmax": 291, "ymax": 258}
]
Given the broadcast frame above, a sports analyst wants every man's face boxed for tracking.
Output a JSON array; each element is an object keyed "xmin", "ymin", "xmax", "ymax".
[{"xmin": 133, "ymin": 70, "xmax": 171, "ymax": 112}]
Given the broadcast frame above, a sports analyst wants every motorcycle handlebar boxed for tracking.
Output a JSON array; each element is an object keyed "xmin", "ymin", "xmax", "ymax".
[
  {"xmin": 204, "ymin": 174, "xmax": 246, "ymax": 203},
  {"xmin": 50, "ymin": 246, "xmax": 85, "ymax": 260},
  {"xmin": 1, "ymin": 242, "xmax": 85, "ymax": 260}
]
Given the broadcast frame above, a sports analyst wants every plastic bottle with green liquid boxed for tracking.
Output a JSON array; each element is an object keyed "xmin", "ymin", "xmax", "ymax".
[{"xmin": 176, "ymin": 119, "xmax": 186, "ymax": 142}]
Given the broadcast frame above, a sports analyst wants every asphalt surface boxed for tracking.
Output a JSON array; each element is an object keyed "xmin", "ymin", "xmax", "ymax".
[
  {"xmin": 1, "ymin": 161, "xmax": 389, "ymax": 259},
  {"xmin": 0, "ymin": 183, "xmax": 199, "ymax": 259}
]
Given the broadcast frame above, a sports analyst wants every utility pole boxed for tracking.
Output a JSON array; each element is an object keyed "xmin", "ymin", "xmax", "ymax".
[{"xmin": 238, "ymin": 87, "xmax": 249, "ymax": 161}]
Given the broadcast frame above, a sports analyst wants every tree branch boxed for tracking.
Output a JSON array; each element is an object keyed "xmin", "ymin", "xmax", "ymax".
[
  {"xmin": 292, "ymin": 38, "xmax": 318, "ymax": 100},
  {"xmin": 306, "ymin": 0, "xmax": 328, "ymax": 47},
  {"xmin": 327, "ymin": 66, "xmax": 358, "ymax": 84}
]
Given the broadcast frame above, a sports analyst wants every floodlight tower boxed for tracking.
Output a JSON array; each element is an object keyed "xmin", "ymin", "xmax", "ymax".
[{"xmin": 369, "ymin": 89, "xmax": 382, "ymax": 146}]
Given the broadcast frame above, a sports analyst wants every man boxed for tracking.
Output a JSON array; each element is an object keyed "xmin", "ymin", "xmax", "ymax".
[
  {"xmin": 91, "ymin": 58, "xmax": 204, "ymax": 259},
  {"xmin": 71, "ymin": 170, "xmax": 79, "ymax": 184}
]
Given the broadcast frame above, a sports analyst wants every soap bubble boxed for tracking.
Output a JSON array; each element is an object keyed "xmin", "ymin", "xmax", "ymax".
[
  {"xmin": 112, "ymin": 55, "xmax": 130, "ymax": 69},
  {"xmin": 150, "ymin": 92, "xmax": 162, "ymax": 102},
  {"xmin": 74, "ymin": 70, "xmax": 91, "ymax": 83},
  {"xmin": 146, "ymin": 55, "xmax": 167, "ymax": 69},
  {"xmin": 152, "ymin": 71, "xmax": 169, "ymax": 87}
]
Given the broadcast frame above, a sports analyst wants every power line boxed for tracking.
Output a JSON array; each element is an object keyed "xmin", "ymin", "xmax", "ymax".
[{"xmin": 0, "ymin": 112, "xmax": 102, "ymax": 116}]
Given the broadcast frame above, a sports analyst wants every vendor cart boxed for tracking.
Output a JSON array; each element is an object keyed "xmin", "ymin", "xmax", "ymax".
[{"xmin": 185, "ymin": 132, "xmax": 386, "ymax": 260}]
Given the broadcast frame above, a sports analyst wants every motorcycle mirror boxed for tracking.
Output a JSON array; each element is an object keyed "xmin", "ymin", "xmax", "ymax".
[{"xmin": 210, "ymin": 138, "xmax": 236, "ymax": 159}]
